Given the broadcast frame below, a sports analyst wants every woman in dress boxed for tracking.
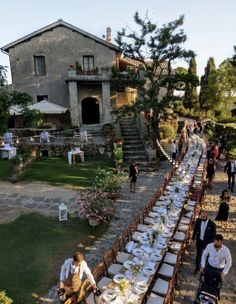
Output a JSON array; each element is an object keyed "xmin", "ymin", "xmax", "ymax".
[
  {"xmin": 206, "ymin": 158, "xmax": 216, "ymax": 189},
  {"xmin": 215, "ymin": 196, "xmax": 230, "ymax": 229},
  {"xmin": 129, "ymin": 160, "xmax": 138, "ymax": 193}
]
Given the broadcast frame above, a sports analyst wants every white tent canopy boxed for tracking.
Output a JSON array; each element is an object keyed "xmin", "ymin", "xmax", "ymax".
[{"xmin": 10, "ymin": 100, "xmax": 68, "ymax": 115}]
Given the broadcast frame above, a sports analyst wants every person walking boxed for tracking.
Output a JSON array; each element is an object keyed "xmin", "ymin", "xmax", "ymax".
[
  {"xmin": 129, "ymin": 160, "xmax": 138, "ymax": 193},
  {"xmin": 192, "ymin": 211, "xmax": 216, "ymax": 274},
  {"xmin": 206, "ymin": 158, "xmax": 216, "ymax": 189},
  {"xmin": 215, "ymin": 196, "xmax": 230, "ymax": 229},
  {"xmin": 59, "ymin": 252, "xmax": 96, "ymax": 303},
  {"xmin": 171, "ymin": 140, "xmax": 177, "ymax": 162},
  {"xmin": 200, "ymin": 234, "xmax": 232, "ymax": 297},
  {"xmin": 224, "ymin": 156, "xmax": 236, "ymax": 192}
]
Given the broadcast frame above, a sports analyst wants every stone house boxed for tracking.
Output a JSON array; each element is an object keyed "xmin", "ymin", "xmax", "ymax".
[{"xmin": 1, "ymin": 19, "xmax": 137, "ymax": 127}]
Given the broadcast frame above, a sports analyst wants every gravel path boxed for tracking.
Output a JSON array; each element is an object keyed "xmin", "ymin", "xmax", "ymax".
[{"xmin": 174, "ymin": 159, "xmax": 236, "ymax": 304}]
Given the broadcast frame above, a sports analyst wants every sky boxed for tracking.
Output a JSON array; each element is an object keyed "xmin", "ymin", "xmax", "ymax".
[{"xmin": 0, "ymin": 0, "xmax": 235, "ymax": 83}]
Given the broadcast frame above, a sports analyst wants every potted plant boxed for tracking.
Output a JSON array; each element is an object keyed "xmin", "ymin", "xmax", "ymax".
[
  {"xmin": 10, "ymin": 155, "xmax": 23, "ymax": 173},
  {"xmin": 77, "ymin": 190, "xmax": 115, "ymax": 226}
]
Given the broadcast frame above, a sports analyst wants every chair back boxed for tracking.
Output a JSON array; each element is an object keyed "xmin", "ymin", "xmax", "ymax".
[
  {"xmin": 103, "ymin": 249, "xmax": 116, "ymax": 271},
  {"xmin": 92, "ymin": 261, "xmax": 107, "ymax": 282}
]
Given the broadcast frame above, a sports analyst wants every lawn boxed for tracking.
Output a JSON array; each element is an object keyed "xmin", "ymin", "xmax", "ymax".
[
  {"xmin": 0, "ymin": 213, "xmax": 108, "ymax": 303},
  {"xmin": 0, "ymin": 159, "xmax": 12, "ymax": 180},
  {"xmin": 21, "ymin": 156, "xmax": 115, "ymax": 189}
]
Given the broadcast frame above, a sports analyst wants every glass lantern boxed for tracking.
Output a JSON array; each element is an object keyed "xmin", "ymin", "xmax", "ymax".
[{"xmin": 59, "ymin": 203, "xmax": 68, "ymax": 221}]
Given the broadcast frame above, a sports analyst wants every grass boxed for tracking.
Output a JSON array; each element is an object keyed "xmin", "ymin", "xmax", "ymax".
[
  {"xmin": 0, "ymin": 159, "xmax": 12, "ymax": 180},
  {"xmin": 0, "ymin": 213, "xmax": 108, "ymax": 303},
  {"xmin": 21, "ymin": 156, "xmax": 115, "ymax": 189}
]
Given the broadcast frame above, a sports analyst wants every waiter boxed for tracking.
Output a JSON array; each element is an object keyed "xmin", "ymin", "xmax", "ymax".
[
  {"xmin": 60, "ymin": 252, "xmax": 96, "ymax": 303},
  {"xmin": 192, "ymin": 211, "xmax": 216, "ymax": 274}
]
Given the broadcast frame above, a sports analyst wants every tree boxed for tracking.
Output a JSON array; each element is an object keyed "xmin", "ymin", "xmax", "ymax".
[
  {"xmin": 218, "ymin": 60, "xmax": 236, "ymax": 110},
  {"xmin": 115, "ymin": 12, "xmax": 194, "ymax": 138},
  {"xmin": 199, "ymin": 57, "xmax": 219, "ymax": 117},
  {"xmin": 0, "ymin": 65, "xmax": 33, "ymax": 132},
  {"xmin": 184, "ymin": 56, "xmax": 199, "ymax": 110}
]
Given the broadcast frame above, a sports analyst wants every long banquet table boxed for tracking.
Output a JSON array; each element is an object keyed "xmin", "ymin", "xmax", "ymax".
[{"xmin": 86, "ymin": 135, "xmax": 207, "ymax": 304}]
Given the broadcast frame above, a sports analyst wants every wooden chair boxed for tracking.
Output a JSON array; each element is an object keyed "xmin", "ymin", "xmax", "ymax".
[
  {"xmin": 103, "ymin": 249, "xmax": 122, "ymax": 278},
  {"xmin": 112, "ymin": 237, "xmax": 132, "ymax": 264},
  {"xmin": 120, "ymin": 228, "xmax": 131, "ymax": 252},
  {"xmin": 92, "ymin": 260, "xmax": 112, "ymax": 290}
]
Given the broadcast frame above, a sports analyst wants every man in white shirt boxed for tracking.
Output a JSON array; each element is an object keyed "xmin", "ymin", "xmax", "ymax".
[
  {"xmin": 201, "ymin": 234, "xmax": 232, "ymax": 296},
  {"xmin": 60, "ymin": 251, "xmax": 96, "ymax": 302}
]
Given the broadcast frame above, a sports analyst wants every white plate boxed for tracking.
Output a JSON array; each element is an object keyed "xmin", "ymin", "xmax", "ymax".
[
  {"xmin": 132, "ymin": 248, "xmax": 144, "ymax": 257},
  {"xmin": 123, "ymin": 260, "xmax": 135, "ymax": 270},
  {"xmin": 150, "ymin": 253, "xmax": 162, "ymax": 262},
  {"xmin": 102, "ymin": 289, "xmax": 117, "ymax": 302},
  {"xmin": 113, "ymin": 273, "xmax": 125, "ymax": 284},
  {"xmin": 134, "ymin": 282, "xmax": 148, "ymax": 294},
  {"xmin": 143, "ymin": 267, "xmax": 155, "ymax": 276}
]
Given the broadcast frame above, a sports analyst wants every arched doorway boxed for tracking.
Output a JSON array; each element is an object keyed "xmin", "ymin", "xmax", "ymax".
[{"xmin": 82, "ymin": 97, "xmax": 100, "ymax": 124}]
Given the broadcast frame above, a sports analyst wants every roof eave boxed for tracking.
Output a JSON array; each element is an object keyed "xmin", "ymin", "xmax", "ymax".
[{"xmin": 1, "ymin": 19, "xmax": 121, "ymax": 53}]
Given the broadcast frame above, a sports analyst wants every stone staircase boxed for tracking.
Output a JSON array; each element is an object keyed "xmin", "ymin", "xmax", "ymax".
[{"xmin": 120, "ymin": 117, "xmax": 157, "ymax": 171}]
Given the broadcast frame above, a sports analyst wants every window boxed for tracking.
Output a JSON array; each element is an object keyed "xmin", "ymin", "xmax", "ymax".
[
  {"xmin": 83, "ymin": 56, "xmax": 94, "ymax": 71},
  {"xmin": 37, "ymin": 95, "xmax": 48, "ymax": 102},
  {"xmin": 34, "ymin": 56, "xmax": 46, "ymax": 76}
]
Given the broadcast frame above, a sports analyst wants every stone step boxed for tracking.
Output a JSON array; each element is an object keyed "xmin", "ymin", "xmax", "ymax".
[
  {"xmin": 121, "ymin": 128, "xmax": 140, "ymax": 134},
  {"xmin": 123, "ymin": 145, "xmax": 144, "ymax": 150},
  {"xmin": 123, "ymin": 150, "xmax": 146, "ymax": 155},
  {"xmin": 122, "ymin": 135, "xmax": 141, "ymax": 140},
  {"xmin": 124, "ymin": 155, "xmax": 148, "ymax": 161}
]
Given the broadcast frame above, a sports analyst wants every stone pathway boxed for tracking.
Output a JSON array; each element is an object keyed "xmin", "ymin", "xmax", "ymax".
[
  {"xmin": 174, "ymin": 159, "xmax": 236, "ymax": 304},
  {"xmin": 0, "ymin": 182, "xmax": 77, "ymax": 224}
]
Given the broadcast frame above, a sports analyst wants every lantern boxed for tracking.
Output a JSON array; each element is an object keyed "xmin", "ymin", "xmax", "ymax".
[{"xmin": 59, "ymin": 203, "xmax": 68, "ymax": 221}]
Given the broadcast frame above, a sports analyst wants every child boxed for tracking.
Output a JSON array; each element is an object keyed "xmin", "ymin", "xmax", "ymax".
[{"xmin": 215, "ymin": 196, "xmax": 230, "ymax": 229}]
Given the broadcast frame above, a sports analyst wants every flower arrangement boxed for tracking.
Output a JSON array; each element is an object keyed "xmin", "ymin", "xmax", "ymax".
[
  {"xmin": 118, "ymin": 279, "xmax": 130, "ymax": 296},
  {"xmin": 131, "ymin": 264, "xmax": 141, "ymax": 275},
  {"xmin": 77, "ymin": 189, "xmax": 116, "ymax": 223}
]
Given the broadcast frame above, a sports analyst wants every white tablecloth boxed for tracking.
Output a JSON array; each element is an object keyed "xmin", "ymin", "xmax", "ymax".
[{"xmin": 0, "ymin": 146, "xmax": 17, "ymax": 159}]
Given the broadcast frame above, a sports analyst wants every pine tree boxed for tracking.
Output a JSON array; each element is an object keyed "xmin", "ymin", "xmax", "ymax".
[
  {"xmin": 115, "ymin": 12, "xmax": 194, "ymax": 138},
  {"xmin": 199, "ymin": 57, "xmax": 219, "ymax": 117},
  {"xmin": 184, "ymin": 56, "xmax": 199, "ymax": 110}
]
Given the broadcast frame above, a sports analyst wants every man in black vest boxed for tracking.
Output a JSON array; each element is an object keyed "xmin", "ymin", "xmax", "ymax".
[
  {"xmin": 224, "ymin": 156, "xmax": 236, "ymax": 192},
  {"xmin": 192, "ymin": 211, "xmax": 216, "ymax": 274}
]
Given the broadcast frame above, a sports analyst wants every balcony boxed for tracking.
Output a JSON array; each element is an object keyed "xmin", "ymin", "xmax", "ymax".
[{"xmin": 66, "ymin": 67, "xmax": 111, "ymax": 82}]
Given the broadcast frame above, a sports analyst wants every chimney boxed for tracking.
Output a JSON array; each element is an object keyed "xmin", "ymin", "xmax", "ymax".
[{"xmin": 106, "ymin": 27, "xmax": 112, "ymax": 43}]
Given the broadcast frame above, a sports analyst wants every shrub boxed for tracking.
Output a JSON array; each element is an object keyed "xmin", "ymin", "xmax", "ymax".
[
  {"xmin": 0, "ymin": 291, "xmax": 13, "ymax": 304},
  {"xmin": 113, "ymin": 144, "xmax": 123, "ymax": 168},
  {"xmin": 159, "ymin": 124, "xmax": 176, "ymax": 140},
  {"xmin": 102, "ymin": 123, "xmax": 114, "ymax": 137},
  {"xmin": 76, "ymin": 190, "xmax": 116, "ymax": 223},
  {"xmin": 93, "ymin": 169, "xmax": 127, "ymax": 198}
]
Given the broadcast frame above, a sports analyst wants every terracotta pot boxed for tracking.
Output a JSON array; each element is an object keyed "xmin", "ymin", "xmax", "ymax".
[{"xmin": 88, "ymin": 217, "xmax": 101, "ymax": 227}]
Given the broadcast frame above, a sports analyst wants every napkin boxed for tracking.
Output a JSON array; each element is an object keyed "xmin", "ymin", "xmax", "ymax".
[
  {"xmin": 125, "ymin": 241, "xmax": 137, "ymax": 253},
  {"xmin": 146, "ymin": 261, "xmax": 156, "ymax": 268},
  {"xmin": 140, "ymin": 245, "xmax": 153, "ymax": 254}
]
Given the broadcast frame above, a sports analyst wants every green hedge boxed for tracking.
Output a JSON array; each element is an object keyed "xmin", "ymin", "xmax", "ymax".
[{"xmin": 159, "ymin": 124, "xmax": 176, "ymax": 140}]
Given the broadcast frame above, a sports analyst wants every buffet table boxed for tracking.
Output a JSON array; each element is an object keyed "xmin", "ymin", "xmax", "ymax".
[
  {"xmin": 0, "ymin": 145, "xmax": 17, "ymax": 160},
  {"xmin": 67, "ymin": 148, "xmax": 84, "ymax": 164}
]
